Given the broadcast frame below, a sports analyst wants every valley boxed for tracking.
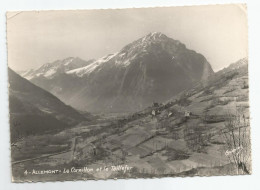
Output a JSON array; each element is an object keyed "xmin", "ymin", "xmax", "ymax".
[{"xmin": 11, "ymin": 58, "xmax": 251, "ymax": 181}]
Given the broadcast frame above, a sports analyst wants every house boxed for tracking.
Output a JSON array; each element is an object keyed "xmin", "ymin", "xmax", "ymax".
[
  {"xmin": 185, "ymin": 111, "xmax": 191, "ymax": 117},
  {"xmin": 153, "ymin": 102, "xmax": 159, "ymax": 107},
  {"xmin": 151, "ymin": 109, "xmax": 160, "ymax": 117}
]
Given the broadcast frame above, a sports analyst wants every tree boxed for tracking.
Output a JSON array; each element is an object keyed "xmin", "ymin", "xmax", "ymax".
[{"xmin": 220, "ymin": 107, "xmax": 251, "ymax": 174}]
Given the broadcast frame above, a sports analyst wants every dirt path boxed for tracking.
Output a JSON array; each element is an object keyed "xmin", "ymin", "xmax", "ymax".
[
  {"xmin": 12, "ymin": 149, "xmax": 72, "ymax": 165},
  {"xmin": 12, "ymin": 136, "xmax": 79, "ymax": 165}
]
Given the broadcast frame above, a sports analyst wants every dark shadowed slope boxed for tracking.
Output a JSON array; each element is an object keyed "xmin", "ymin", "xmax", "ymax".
[{"xmin": 9, "ymin": 68, "xmax": 89, "ymax": 142}]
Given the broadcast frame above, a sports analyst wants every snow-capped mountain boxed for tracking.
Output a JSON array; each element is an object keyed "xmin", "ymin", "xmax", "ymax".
[
  {"xmin": 22, "ymin": 57, "xmax": 94, "ymax": 80},
  {"xmin": 26, "ymin": 32, "xmax": 214, "ymax": 113}
]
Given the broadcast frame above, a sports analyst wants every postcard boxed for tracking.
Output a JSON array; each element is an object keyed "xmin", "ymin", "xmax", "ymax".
[{"xmin": 7, "ymin": 4, "xmax": 251, "ymax": 182}]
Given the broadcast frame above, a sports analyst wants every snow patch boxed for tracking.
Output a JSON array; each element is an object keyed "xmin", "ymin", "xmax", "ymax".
[
  {"xmin": 101, "ymin": 53, "xmax": 118, "ymax": 62},
  {"xmin": 67, "ymin": 63, "xmax": 98, "ymax": 77},
  {"xmin": 22, "ymin": 69, "xmax": 33, "ymax": 76},
  {"xmin": 115, "ymin": 59, "xmax": 131, "ymax": 67},
  {"xmin": 119, "ymin": 52, "xmax": 126, "ymax": 58},
  {"xmin": 115, "ymin": 54, "xmax": 137, "ymax": 67},
  {"xmin": 44, "ymin": 68, "xmax": 57, "ymax": 78},
  {"xmin": 142, "ymin": 36, "xmax": 147, "ymax": 43},
  {"xmin": 151, "ymin": 32, "xmax": 162, "ymax": 40},
  {"xmin": 36, "ymin": 73, "xmax": 43, "ymax": 77},
  {"xmin": 23, "ymin": 75, "xmax": 34, "ymax": 80},
  {"xmin": 67, "ymin": 53, "xmax": 118, "ymax": 77},
  {"xmin": 64, "ymin": 58, "xmax": 74, "ymax": 66}
]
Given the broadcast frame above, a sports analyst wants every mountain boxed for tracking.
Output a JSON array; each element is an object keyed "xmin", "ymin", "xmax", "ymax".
[
  {"xmin": 217, "ymin": 57, "xmax": 248, "ymax": 74},
  {"xmin": 25, "ymin": 32, "xmax": 214, "ymax": 113},
  {"xmin": 22, "ymin": 57, "xmax": 94, "ymax": 80},
  {"xmin": 9, "ymin": 68, "xmax": 89, "ymax": 142}
]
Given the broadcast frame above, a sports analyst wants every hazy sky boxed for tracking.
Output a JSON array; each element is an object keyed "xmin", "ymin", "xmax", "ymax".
[{"xmin": 7, "ymin": 4, "xmax": 248, "ymax": 72}]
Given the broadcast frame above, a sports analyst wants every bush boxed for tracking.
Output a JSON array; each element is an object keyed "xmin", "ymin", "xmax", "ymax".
[
  {"xmin": 177, "ymin": 96, "xmax": 191, "ymax": 106},
  {"xmin": 183, "ymin": 125, "xmax": 213, "ymax": 152},
  {"xmin": 203, "ymin": 88, "xmax": 213, "ymax": 95},
  {"xmin": 242, "ymin": 81, "xmax": 249, "ymax": 89},
  {"xmin": 203, "ymin": 114, "xmax": 227, "ymax": 124},
  {"xmin": 236, "ymin": 95, "xmax": 248, "ymax": 102},
  {"xmin": 162, "ymin": 147, "xmax": 190, "ymax": 161},
  {"xmin": 225, "ymin": 72, "xmax": 239, "ymax": 81}
]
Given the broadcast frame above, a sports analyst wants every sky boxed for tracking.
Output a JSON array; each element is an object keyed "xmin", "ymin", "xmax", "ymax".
[{"xmin": 7, "ymin": 4, "xmax": 248, "ymax": 72}]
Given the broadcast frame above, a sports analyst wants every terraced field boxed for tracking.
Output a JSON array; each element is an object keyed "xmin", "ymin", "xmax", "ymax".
[{"xmin": 12, "ymin": 60, "xmax": 251, "ymax": 181}]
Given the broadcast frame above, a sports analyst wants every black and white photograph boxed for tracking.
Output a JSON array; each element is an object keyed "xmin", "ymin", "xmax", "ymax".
[{"xmin": 6, "ymin": 4, "xmax": 251, "ymax": 182}]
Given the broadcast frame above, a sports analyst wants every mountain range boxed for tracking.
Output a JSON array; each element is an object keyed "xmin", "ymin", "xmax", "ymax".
[{"xmin": 21, "ymin": 32, "xmax": 214, "ymax": 113}]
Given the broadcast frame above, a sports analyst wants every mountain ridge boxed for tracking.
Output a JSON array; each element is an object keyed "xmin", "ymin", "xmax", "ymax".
[
  {"xmin": 22, "ymin": 57, "xmax": 94, "ymax": 80},
  {"xmin": 21, "ymin": 32, "xmax": 214, "ymax": 113}
]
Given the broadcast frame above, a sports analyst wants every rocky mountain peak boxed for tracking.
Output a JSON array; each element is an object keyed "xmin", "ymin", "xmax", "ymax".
[
  {"xmin": 143, "ymin": 32, "xmax": 168, "ymax": 41},
  {"xmin": 118, "ymin": 32, "xmax": 186, "ymax": 62}
]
